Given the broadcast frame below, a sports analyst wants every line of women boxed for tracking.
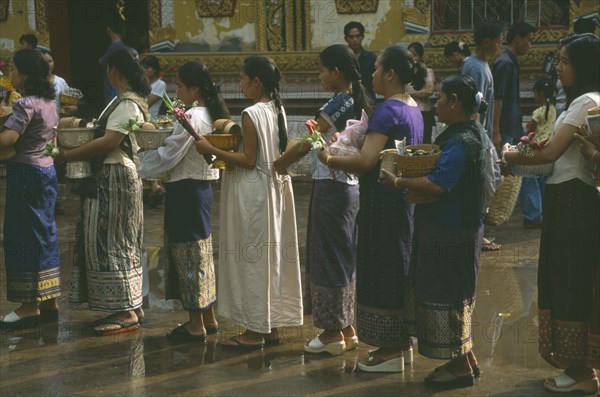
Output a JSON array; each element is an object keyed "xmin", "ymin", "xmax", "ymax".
[{"xmin": 1, "ymin": 33, "xmax": 598, "ymax": 393}]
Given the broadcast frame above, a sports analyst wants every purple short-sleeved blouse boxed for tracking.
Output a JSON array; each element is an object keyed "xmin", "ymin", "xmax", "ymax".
[
  {"xmin": 361, "ymin": 99, "xmax": 424, "ymax": 185},
  {"xmin": 4, "ymin": 96, "xmax": 58, "ymax": 167}
]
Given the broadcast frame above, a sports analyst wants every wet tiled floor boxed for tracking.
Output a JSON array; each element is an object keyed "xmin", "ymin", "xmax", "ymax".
[{"xmin": 0, "ymin": 181, "xmax": 583, "ymax": 396}]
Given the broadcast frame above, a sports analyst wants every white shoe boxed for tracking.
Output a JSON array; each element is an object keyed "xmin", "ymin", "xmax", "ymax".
[
  {"xmin": 344, "ymin": 336, "xmax": 359, "ymax": 351},
  {"xmin": 403, "ymin": 347, "xmax": 413, "ymax": 364},
  {"xmin": 357, "ymin": 355, "xmax": 404, "ymax": 373},
  {"xmin": 544, "ymin": 373, "xmax": 599, "ymax": 394},
  {"xmin": 304, "ymin": 336, "xmax": 346, "ymax": 356}
]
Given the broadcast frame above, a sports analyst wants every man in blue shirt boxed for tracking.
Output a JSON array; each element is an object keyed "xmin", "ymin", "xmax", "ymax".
[
  {"xmin": 493, "ymin": 22, "xmax": 542, "ymax": 229},
  {"xmin": 462, "ymin": 20, "xmax": 504, "ymax": 251},
  {"xmin": 344, "ymin": 21, "xmax": 376, "ymax": 103},
  {"xmin": 492, "ymin": 22, "xmax": 536, "ymax": 148}
]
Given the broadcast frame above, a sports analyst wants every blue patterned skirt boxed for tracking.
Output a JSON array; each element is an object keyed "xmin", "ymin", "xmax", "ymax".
[
  {"xmin": 308, "ymin": 180, "xmax": 359, "ymax": 330},
  {"xmin": 163, "ymin": 179, "xmax": 216, "ymax": 310},
  {"xmin": 4, "ymin": 162, "xmax": 60, "ymax": 303}
]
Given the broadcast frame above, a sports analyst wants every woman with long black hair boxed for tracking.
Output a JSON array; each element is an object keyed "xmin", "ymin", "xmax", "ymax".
[{"xmin": 138, "ymin": 61, "xmax": 229, "ymax": 341}]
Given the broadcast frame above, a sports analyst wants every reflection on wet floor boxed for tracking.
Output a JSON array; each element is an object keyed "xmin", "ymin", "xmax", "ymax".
[{"xmin": 0, "ymin": 182, "xmax": 573, "ymax": 396}]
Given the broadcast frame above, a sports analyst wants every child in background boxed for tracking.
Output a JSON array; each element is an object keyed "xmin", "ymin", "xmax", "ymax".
[
  {"xmin": 519, "ymin": 78, "xmax": 556, "ymax": 229},
  {"xmin": 527, "ymin": 79, "xmax": 557, "ymax": 142}
]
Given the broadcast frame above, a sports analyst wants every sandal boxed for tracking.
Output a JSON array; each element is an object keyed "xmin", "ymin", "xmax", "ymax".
[
  {"xmin": 425, "ymin": 366, "xmax": 474, "ymax": 389},
  {"xmin": 357, "ymin": 355, "xmax": 404, "ymax": 373},
  {"xmin": 94, "ymin": 318, "xmax": 140, "ymax": 336},
  {"xmin": 544, "ymin": 373, "xmax": 599, "ymax": 394},
  {"xmin": 304, "ymin": 336, "xmax": 345, "ymax": 355},
  {"xmin": 166, "ymin": 322, "xmax": 207, "ymax": 343},
  {"xmin": 0, "ymin": 311, "xmax": 41, "ymax": 330},
  {"xmin": 220, "ymin": 334, "xmax": 264, "ymax": 350}
]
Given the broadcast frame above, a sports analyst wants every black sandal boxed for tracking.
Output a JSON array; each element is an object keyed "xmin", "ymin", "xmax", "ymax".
[{"xmin": 166, "ymin": 322, "xmax": 207, "ymax": 343}]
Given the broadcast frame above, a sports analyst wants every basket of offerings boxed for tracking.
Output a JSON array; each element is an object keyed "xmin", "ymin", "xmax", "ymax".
[
  {"xmin": 59, "ymin": 87, "xmax": 83, "ymax": 106},
  {"xmin": 134, "ymin": 125, "xmax": 173, "ymax": 151},
  {"xmin": 380, "ymin": 144, "xmax": 442, "ymax": 204},
  {"xmin": 152, "ymin": 115, "xmax": 174, "ymax": 128},
  {"xmin": 204, "ymin": 133, "xmax": 242, "ymax": 169},
  {"xmin": 0, "ymin": 106, "xmax": 16, "ymax": 161},
  {"xmin": 395, "ymin": 144, "xmax": 441, "ymax": 178},
  {"xmin": 56, "ymin": 127, "xmax": 95, "ymax": 178}
]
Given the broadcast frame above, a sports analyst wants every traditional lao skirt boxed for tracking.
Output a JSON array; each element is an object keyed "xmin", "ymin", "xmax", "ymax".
[
  {"xmin": 413, "ymin": 218, "xmax": 483, "ymax": 359},
  {"xmin": 538, "ymin": 179, "xmax": 600, "ymax": 368},
  {"xmin": 163, "ymin": 179, "xmax": 216, "ymax": 310},
  {"xmin": 308, "ymin": 180, "xmax": 359, "ymax": 330},
  {"xmin": 4, "ymin": 162, "xmax": 60, "ymax": 302},
  {"xmin": 69, "ymin": 164, "xmax": 143, "ymax": 311},
  {"xmin": 356, "ymin": 183, "xmax": 415, "ymax": 348}
]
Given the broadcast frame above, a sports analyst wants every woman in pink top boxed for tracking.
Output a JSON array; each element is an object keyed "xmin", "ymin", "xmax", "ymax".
[{"xmin": 0, "ymin": 49, "xmax": 60, "ymax": 329}]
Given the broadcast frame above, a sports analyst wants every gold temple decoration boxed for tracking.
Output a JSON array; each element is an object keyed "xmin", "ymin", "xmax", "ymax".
[
  {"xmin": 402, "ymin": 0, "xmax": 431, "ymax": 28},
  {"xmin": 143, "ymin": 0, "xmax": 596, "ymax": 82},
  {"xmin": 266, "ymin": 0, "xmax": 285, "ymax": 51},
  {"xmin": 34, "ymin": 0, "xmax": 49, "ymax": 47},
  {"xmin": 195, "ymin": 0, "xmax": 237, "ymax": 18},
  {"xmin": 335, "ymin": 0, "xmax": 379, "ymax": 14}
]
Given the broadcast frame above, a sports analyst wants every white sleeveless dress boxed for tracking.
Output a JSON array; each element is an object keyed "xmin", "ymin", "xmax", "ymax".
[{"xmin": 217, "ymin": 101, "xmax": 303, "ymax": 333}]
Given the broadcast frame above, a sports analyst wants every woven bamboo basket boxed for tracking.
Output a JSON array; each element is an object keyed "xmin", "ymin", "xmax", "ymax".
[
  {"xmin": 380, "ymin": 145, "xmax": 441, "ymax": 204},
  {"xmin": 395, "ymin": 144, "xmax": 441, "ymax": 178},
  {"xmin": 510, "ymin": 163, "xmax": 554, "ymax": 177},
  {"xmin": 134, "ymin": 128, "xmax": 173, "ymax": 151},
  {"xmin": 486, "ymin": 175, "xmax": 523, "ymax": 226},
  {"xmin": 59, "ymin": 92, "xmax": 81, "ymax": 106},
  {"xmin": 204, "ymin": 134, "xmax": 242, "ymax": 169}
]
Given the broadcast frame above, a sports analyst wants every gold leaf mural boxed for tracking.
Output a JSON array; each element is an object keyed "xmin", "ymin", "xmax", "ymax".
[
  {"xmin": 195, "ymin": 0, "xmax": 237, "ymax": 17},
  {"xmin": 335, "ymin": 0, "xmax": 379, "ymax": 14}
]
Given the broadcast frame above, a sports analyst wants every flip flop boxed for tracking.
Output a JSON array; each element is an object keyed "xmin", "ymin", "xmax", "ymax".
[
  {"xmin": 166, "ymin": 322, "xmax": 207, "ymax": 343},
  {"xmin": 94, "ymin": 318, "xmax": 140, "ymax": 336},
  {"xmin": 220, "ymin": 334, "xmax": 264, "ymax": 350}
]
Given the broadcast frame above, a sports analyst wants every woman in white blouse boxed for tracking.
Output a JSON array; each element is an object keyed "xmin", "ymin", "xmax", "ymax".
[
  {"xmin": 138, "ymin": 61, "xmax": 230, "ymax": 342},
  {"xmin": 501, "ymin": 34, "xmax": 600, "ymax": 395}
]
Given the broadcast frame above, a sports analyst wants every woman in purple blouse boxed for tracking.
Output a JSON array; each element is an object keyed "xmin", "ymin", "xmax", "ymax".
[
  {"xmin": 0, "ymin": 49, "xmax": 60, "ymax": 329},
  {"xmin": 317, "ymin": 46, "xmax": 425, "ymax": 372}
]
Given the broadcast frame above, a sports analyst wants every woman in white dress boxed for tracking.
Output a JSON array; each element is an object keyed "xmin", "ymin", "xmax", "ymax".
[{"xmin": 194, "ymin": 55, "xmax": 303, "ymax": 348}]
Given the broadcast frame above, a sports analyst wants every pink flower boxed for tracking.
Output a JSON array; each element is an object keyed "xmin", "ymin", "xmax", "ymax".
[{"xmin": 305, "ymin": 119, "xmax": 318, "ymax": 134}]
